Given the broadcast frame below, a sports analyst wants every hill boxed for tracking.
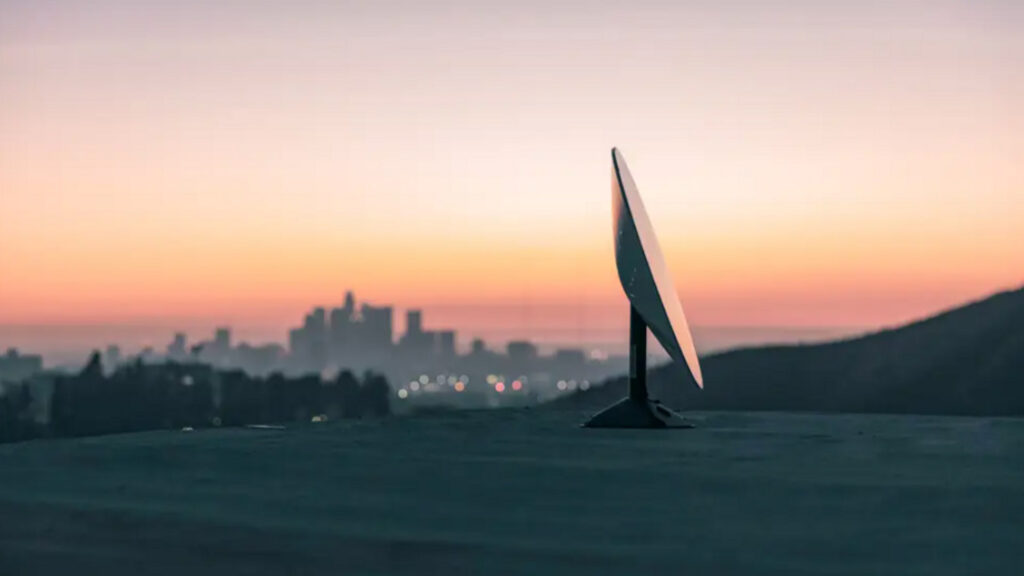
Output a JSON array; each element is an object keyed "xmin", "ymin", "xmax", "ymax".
[{"xmin": 557, "ymin": 286, "xmax": 1024, "ymax": 416}]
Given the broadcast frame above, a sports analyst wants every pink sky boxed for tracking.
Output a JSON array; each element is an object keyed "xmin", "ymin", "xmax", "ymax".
[{"xmin": 1, "ymin": 0, "xmax": 1021, "ymax": 356}]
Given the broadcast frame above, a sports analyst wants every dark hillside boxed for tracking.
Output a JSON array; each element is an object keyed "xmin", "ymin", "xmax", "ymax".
[{"xmin": 558, "ymin": 286, "xmax": 1024, "ymax": 416}]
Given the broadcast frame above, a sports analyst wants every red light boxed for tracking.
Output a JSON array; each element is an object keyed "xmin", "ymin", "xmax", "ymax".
[
  {"xmin": 512, "ymin": 380, "xmax": 522, "ymax": 391},
  {"xmin": 495, "ymin": 382, "xmax": 505, "ymax": 393}
]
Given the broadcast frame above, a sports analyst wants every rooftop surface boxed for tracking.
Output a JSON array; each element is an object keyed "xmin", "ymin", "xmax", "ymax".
[{"xmin": 2, "ymin": 409, "xmax": 1021, "ymax": 575}]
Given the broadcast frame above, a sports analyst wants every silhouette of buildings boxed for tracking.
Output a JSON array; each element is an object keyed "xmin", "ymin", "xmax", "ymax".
[
  {"xmin": 438, "ymin": 330, "xmax": 456, "ymax": 361},
  {"xmin": 277, "ymin": 292, "xmax": 625, "ymax": 405},
  {"xmin": 289, "ymin": 309, "xmax": 327, "ymax": 372},
  {"xmin": 0, "ymin": 349, "xmax": 43, "ymax": 383},
  {"xmin": 400, "ymin": 309, "xmax": 434, "ymax": 358},
  {"xmin": 359, "ymin": 303, "xmax": 393, "ymax": 366},
  {"xmin": 103, "ymin": 345, "xmax": 122, "ymax": 374},
  {"xmin": 328, "ymin": 292, "xmax": 356, "ymax": 365},
  {"xmin": 167, "ymin": 333, "xmax": 188, "ymax": 361},
  {"xmin": 507, "ymin": 341, "xmax": 538, "ymax": 368},
  {"xmin": 20, "ymin": 290, "xmax": 626, "ymax": 410}
]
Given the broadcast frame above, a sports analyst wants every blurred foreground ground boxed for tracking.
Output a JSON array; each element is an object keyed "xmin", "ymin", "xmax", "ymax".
[{"xmin": 1, "ymin": 409, "xmax": 1022, "ymax": 575}]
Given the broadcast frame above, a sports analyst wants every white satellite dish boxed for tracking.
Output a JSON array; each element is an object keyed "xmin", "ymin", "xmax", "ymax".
[{"xmin": 584, "ymin": 148, "xmax": 703, "ymax": 428}]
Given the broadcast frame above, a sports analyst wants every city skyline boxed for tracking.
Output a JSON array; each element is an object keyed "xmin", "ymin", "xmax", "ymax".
[
  {"xmin": 0, "ymin": 281, "xmax": 1011, "ymax": 367},
  {"xmin": 1, "ymin": 290, "xmax": 629, "ymax": 409},
  {"xmin": 2, "ymin": 0, "xmax": 1022, "ymax": 346}
]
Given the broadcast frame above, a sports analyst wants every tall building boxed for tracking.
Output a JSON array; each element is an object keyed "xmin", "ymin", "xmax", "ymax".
[
  {"xmin": 470, "ymin": 338, "xmax": 487, "ymax": 356},
  {"xmin": 305, "ymin": 308, "xmax": 328, "ymax": 371},
  {"xmin": 167, "ymin": 332, "xmax": 188, "ymax": 361},
  {"xmin": 214, "ymin": 327, "xmax": 231, "ymax": 351},
  {"xmin": 329, "ymin": 293, "xmax": 356, "ymax": 365},
  {"xmin": 361, "ymin": 304, "xmax": 394, "ymax": 350},
  {"xmin": 507, "ymin": 340, "xmax": 538, "ymax": 367},
  {"xmin": 201, "ymin": 327, "xmax": 233, "ymax": 366},
  {"xmin": 287, "ymin": 308, "xmax": 329, "ymax": 373},
  {"xmin": 406, "ymin": 309, "xmax": 423, "ymax": 336},
  {"xmin": 400, "ymin": 309, "xmax": 433, "ymax": 357},
  {"xmin": 104, "ymin": 345, "xmax": 122, "ymax": 372},
  {"xmin": 343, "ymin": 291, "xmax": 355, "ymax": 316},
  {"xmin": 0, "ymin": 349, "xmax": 43, "ymax": 382},
  {"xmin": 438, "ymin": 330, "xmax": 456, "ymax": 360},
  {"xmin": 288, "ymin": 326, "xmax": 307, "ymax": 363}
]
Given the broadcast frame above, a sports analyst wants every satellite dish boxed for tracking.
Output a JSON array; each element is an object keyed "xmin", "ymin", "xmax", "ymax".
[{"xmin": 583, "ymin": 148, "xmax": 703, "ymax": 428}]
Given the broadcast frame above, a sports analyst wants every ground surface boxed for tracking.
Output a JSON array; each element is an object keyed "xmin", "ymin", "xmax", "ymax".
[{"xmin": 1, "ymin": 409, "xmax": 1022, "ymax": 575}]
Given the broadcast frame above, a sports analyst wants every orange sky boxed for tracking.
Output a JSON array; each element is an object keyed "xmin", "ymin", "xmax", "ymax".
[{"xmin": 1, "ymin": 0, "xmax": 1021, "ymax": 348}]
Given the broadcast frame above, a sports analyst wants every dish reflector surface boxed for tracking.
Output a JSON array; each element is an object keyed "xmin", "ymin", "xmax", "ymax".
[{"xmin": 612, "ymin": 148, "xmax": 703, "ymax": 388}]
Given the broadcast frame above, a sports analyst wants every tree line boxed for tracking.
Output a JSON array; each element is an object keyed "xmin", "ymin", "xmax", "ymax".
[{"xmin": 0, "ymin": 352, "xmax": 392, "ymax": 444}]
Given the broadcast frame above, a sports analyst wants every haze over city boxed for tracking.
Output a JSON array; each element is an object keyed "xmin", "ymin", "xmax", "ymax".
[
  {"xmin": 2, "ymin": 2, "xmax": 1024, "ymax": 575},
  {"xmin": 2, "ymin": 0, "xmax": 1021, "ymax": 360}
]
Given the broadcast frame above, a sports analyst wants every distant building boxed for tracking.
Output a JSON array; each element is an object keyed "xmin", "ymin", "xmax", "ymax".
[
  {"xmin": 288, "ymin": 326, "xmax": 307, "ymax": 362},
  {"xmin": 0, "ymin": 349, "xmax": 42, "ymax": 382},
  {"xmin": 195, "ymin": 327, "xmax": 234, "ymax": 367},
  {"xmin": 553, "ymin": 348, "xmax": 586, "ymax": 371},
  {"xmin": 167, "ymin": 332, "xmax": 188, "ymax": 361},
  {"xmin": 234, "ymin": 343, "xmax": 286, "ymax": 376},
  {"xmin": 361, "ymin": 304, "xmax": 393, "ymax": 350},
  {"xmin": 104, "ymin": 345, "xmax": 122, "ymax": 372},
  {"xmin": 214, "ymin": 327, "xmax": 232, "ymax": 351},
  {"xmin": 470, "ymin": 338, "xmax": 487, "ymax": 356},
  {"xmin": 329, "ymin": 293, "xmax": 356, "ymax": 364},
  {"xmin": 438, "ymin": 330, "xmax": 456, "ymax": 360},
  {"xmin": 400, "ymin": 309, "xmax": 434, "ymax": 357},
  {"xmin": 406, "ymin": 310, "xmax": 423, "ymax": 336},
  {"xmin": 308, "ymin": 308, "xmax": 328, "ymax": 368},
  {"xmin": 289, "ymin": 308, "xmax": 328, "ymax": 372},
  {"xmin": 507, "ymin": 340, "xmax": 538, "ymax": 366}
]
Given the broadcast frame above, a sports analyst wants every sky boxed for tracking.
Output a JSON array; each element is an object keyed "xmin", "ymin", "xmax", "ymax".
[{"xmin": 1, "ymin": 0, "xmax": 1021, "ymax": 358}]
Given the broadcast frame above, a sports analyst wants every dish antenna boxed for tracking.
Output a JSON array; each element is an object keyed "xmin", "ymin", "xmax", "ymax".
[{"xmin": 584, "ymin": 148, "xmax": 703, "ymax": 428}]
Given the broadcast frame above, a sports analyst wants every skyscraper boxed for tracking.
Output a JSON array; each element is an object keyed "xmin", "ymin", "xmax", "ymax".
[
  {"xmin": 361, "ymin": 304, "xmax": 394, "ymax": 350},
  {"xmin": 507, "ymin": 340, "xmax": 538, "ymax": 367},
  {"xmin": 400, "ymin": 309, "xmax": 433, "ymax": 358},
  {"xmin": 329, "ymin": 300, "xmax": 355, "ymax": 365},
  {"xmin": 305, "ymin": 308, "xmax": 328, "ymax": 371},
  {"xmin": 167, "ymin": 332, "xmax": 188, "ymax": 361},
  {"xmin": 438, "ymin": 331, "xmax": 456, "ymax": 360},
  {"xmin": 406, "ymin": 310, "xmax": 423, "ymax": 336},
  {"xmin": 214, "ymin": 327, "xmax": 231, "ymax": 351}
]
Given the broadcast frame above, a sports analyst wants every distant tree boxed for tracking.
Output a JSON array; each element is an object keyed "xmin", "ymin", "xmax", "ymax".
[
  {"xmin": 0, "ymin": 385, "xmax": 31, "ymax": 442},
  {"xmin": 360, "ymin": 371, "xmax": 391, "ymax": 418},
  {"xmin": 336, "ymin": 370, "xmax": 362, "ymax": 418},
  {"xmin": 37, "ymin": 357, "xmax": 394, "ymax": 443}
]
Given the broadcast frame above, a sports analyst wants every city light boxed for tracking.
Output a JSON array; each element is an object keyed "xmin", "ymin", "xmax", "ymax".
[
  {"xmin": 580, "ymin": 380, "xmax": 591, "ymax": 391},
  {"xmin": 397, "ymin": 388, "xmax": 409, "ymax": 399},
  {"xmin": 57, "ymin": 292, "xmax": 618, "ymax": 414},
  {"xmin": 557, "ymin": 380, "xmax": 567, "ymax": 391}
]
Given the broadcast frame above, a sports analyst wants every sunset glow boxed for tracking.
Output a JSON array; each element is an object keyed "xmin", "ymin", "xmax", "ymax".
[{"xmin": 1, "ymin": 1, "xmax": 1021, "ymax": 356}]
